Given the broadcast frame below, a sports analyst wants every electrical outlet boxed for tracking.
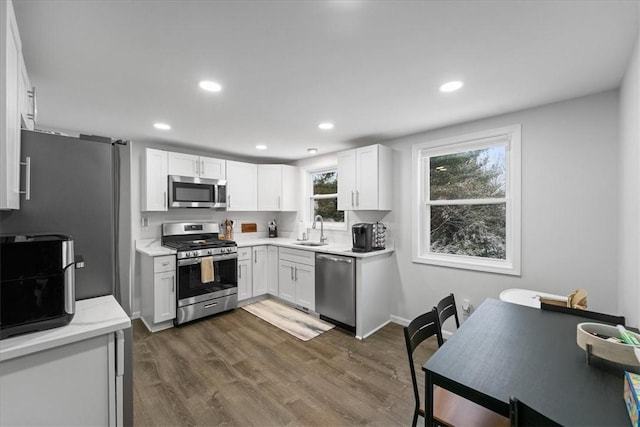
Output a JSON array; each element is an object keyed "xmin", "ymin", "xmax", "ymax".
[
  {"xmin": 141, "ymin": 217, "xmax": 149, "ymax": 229},
  {"xmin": 461, "ymin": 299, "xmax": 472, "ymax": 317}
]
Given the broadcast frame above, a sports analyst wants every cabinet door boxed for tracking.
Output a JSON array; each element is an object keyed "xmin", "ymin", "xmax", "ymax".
[
  {"xmin": 199, "ymin": 156, "xmax": 226, "ymax": 180},
  {"xmin": 18, "ymin": 54, "xmax": 34, "ymax": 130},
  {"xmin": 226, "ymin": 160, "xmax": 257, "ymax": 211},
  {"xmin": 0, "ymin": 0, "xmax": 22, "ymax": 210},
  {"xmin": 278, "ymin": 260, "xmax": 296, "ymax": 304},
  {"xmin": 0, "ymin": 334, "xmax": 114, "ymax": 426},
  {"xmin": 267, "ymin": 246, "xmax": 279, "ymax": 295},
  {"xmin": 252, "ymin": 245, "xmax": 268, "ymax": 296},
  {"xmin": 142, "ymin": 148, "xmax": 168, "ymax": 211},
  {"xmin": 294, "ymin": 263, "xmax": 315, "ymax": 311},
  {"xmin": 154, "ymin": 271, "xmax": 176, "ymax": 323},
  {"xmin": 167, "ymin": 152, "xmax": 199, "ymax": 177},
  {"xmin": 257, "ymin": 164, "xmax": 281, "ymax": 211},
  {"xmin": 237, "ymin": 259, "xmax": 252, "ymax": 301},
  {"xmin": 355, "ymin": 145, "xmax": 379, "ymax": 210},
  {"xmin": 337, "ymin": 149, "xmax": 356, "ymax": 211},
  {"xmin": 280, "ymin": 165, "xmax": 299, "ymax": 211}
]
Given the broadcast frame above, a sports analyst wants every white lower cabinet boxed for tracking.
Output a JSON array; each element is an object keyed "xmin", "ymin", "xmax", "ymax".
[
  {"xmin": 252, "ymin": 245, "xmax": 268, "ymax": 296},
  {"xmin": 267, "ymin": 246, "xmax": 279, "ymax": 295},
  {"xmin": 237, "ymin": 247, "xmax": 252, "ymax": 301},
  {"xmin": 140, "ymin": 254, "xmax": 176, "ymax": 332},
  {"xmin": 0, "ymin": 331, "xmax": 123, "ymax": 426},
  {"xmin": 278, "ymin": 247, "xmax": 315, "ymax": 311}
]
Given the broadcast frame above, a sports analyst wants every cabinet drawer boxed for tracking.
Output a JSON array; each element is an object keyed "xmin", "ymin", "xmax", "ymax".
[
  {"xmin": 237, "ymin": 247, "xmax": 252, "ymax": 261},
  {"xmin": 154, "ymin": 256, "xmax": 175, "ymax": 273},
  {"xmin": 279, "ymin": 247, "xmax": 315, "ymax": 266}
]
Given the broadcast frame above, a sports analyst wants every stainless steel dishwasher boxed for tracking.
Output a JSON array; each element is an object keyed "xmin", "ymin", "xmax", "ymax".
[{"xmin": 315, "ymin": 253, "xmax": 356, "ymax": 334}]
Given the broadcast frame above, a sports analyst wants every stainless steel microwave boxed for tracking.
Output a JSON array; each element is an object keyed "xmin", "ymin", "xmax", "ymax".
[{"xmin": 168, "ymin": 175, "xmax": 227, "ymax": 209}]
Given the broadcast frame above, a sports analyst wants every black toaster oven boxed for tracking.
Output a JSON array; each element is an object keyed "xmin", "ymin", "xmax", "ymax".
[{"xmin": 0, "ymin": 233, "xmax": 83, "ymax": 339}]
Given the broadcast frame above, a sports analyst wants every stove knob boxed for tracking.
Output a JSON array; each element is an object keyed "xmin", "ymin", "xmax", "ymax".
[{"xmin": 207, "ymin": 249, "xmax": 213, "ymax": 255}]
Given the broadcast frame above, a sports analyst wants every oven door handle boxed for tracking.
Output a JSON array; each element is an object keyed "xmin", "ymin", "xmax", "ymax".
[{"xmin": 178, "ymin": 254, "xmax": 238, "ymax": 266}]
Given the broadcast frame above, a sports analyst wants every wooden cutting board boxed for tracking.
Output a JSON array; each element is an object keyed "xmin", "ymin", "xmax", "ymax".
[{"xmin": 241, "ymin": 223, "xmax": 257, "ymax": 233}]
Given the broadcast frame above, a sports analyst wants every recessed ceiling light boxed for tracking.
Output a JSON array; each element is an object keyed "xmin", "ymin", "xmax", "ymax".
[
  {"xmin": 307, "ymin": 148, "xmax": 318, "ymax": 154},
  {"xmin": 256, "ymin": 144, "xmax": 267, "ymax": 150},
  {"xmin": 153, "ymin": 122, "xmax": 171, "ymax": 130},
  {"xmin": 318, "ymin": 122, "xmax": 334, "ymax": 130},
  {"xmin": 439, "ymin": 81, "xmax": 464, "ymax": 93},
  {"xmin": 199, "ymin": 80, "xmax": 222, "ymax": 92}
]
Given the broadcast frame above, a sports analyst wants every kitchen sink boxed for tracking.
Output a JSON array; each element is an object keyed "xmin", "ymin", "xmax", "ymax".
[{"xmin": 293, "ymin": 241, "xmax": 328, "ymax": 247}]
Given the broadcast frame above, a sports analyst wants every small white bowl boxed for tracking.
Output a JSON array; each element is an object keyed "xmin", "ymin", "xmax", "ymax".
[{"xmin": 577, "ymin": 322, "xmax": 640, "ymax": 366}]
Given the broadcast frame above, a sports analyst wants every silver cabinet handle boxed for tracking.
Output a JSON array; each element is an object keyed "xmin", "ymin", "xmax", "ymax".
[
  {"xmin": 356, "ymin": 190, "xmax": 360, "ymax": 207},
  {"xmin": 163, "ymin": 191, "xmax": 167, "ymax": 209},
  {"xmin": 254, "ymin": 250, "xmax": 257, "ymax": 263},
  {"xmin": 204, "ymin": 302, "xmax": 218, "ymax": 309},
  {"xmin": 290, "ymin": 266, "xmax": 294, "ymax": 280},
  {"xmin": 227, "ymin": 195, "xmax": 231, "ymax": 208},
  {"xmin": 171, "ymin": 275, "xmax": 175, "ymax": 293},
  {"xmin": 351, "ymin": 191, "xmax": 354, "ymax": 207},
  {"xmin": 27, "ymin": 86, "xmax": 37, "ymax": 123},
  {"xmin": 19, "ymin": 157, "xmax": 31, "ymax": 200},
  {"xmin": 238, "ymin": 265, "xmax": 242, "ymax": 279},
  {"xmin": 294, "ymin": 266, "xmax": 298, "ymax": 281},
  {"xmin": 201, "ymin": 160, "xmax": 205, "ymax": 177}
]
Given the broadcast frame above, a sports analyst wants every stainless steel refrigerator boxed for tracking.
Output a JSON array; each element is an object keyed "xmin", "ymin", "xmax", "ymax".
[{"xmin": 0, "ymin": 129, "xmax": 133, "ymax": 426}]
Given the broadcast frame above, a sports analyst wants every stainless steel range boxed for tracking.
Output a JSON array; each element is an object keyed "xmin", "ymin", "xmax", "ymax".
[{"xmin": 162, "ymin": 222, "xmax": 238, "ymax": 325}]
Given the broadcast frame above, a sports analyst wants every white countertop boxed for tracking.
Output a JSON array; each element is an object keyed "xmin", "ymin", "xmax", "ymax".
[
  {"xmin": 0, "ymin": 295, "xmax": 131, "ymax": 362},
  {"xmin": 235, "ymin": 237, "xmax": 394, "ymax": 258},
  {"xmin": 136, "ymin": 239, "xmax": 176, "ymax": 256},
  {"xmin": 136, "ymin": 237, "xmax": 394, "ymax": 258}
]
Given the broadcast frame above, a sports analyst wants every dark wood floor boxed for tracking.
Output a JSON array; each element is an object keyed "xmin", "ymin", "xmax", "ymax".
[{"xmin": 133, "ymin": 308, "xmax": 439, "ymax": 426}]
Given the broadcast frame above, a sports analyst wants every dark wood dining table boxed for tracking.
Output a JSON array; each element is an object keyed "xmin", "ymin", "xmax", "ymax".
[{"xmin": 422, "ymin": 298, "xmax": 637, "ymax": 426}]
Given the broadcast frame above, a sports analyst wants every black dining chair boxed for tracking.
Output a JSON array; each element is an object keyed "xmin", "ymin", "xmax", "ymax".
[
  {"xmin": 435, "ymin": 293, "xmax": 460, "ymax": 331},
  {"xmin": 404, "ymin": 308, "xmax": 509, "ymax": 427},
  {"xmin": 509, "ymin": 396, "xmax": 562, "ymax": 427}
]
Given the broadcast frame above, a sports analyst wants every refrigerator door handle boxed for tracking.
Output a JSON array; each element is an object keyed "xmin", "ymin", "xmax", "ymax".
[{"xmin": 19, "ymin": 157, "xmax": 31, "ymax": 200}]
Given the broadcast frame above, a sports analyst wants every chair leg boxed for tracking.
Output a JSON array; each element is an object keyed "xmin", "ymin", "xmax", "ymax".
[{"xmin": 412, "ymin": 409, "xmax": 419, "ymax": 427}]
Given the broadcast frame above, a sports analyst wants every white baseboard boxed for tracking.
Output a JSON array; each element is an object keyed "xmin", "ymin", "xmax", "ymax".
[{"xmin": 131, "ymin": 311, "xmax": 141, "ymax": 320}]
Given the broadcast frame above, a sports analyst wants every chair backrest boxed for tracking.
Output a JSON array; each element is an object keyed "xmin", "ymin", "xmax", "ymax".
[
  {"xmin": 435, "ymin": 293, "xmax": 460, "ymax": 329},
  {"xmin": 540, "ymin": 302, "xmax": 626, "ymax": 326},
  {"xmin": 403, "ymin": 309, "xmax": 444, "ymax": 410},
  {"xmin": 509, "ymin": 396, "xmax": 561, "ymax": 427}
]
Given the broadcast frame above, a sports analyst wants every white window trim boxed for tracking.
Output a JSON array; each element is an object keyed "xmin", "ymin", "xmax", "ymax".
[
  {"xmin": 411, "ymin": 125, "xmax": 521, "ymax": 275},
  {"xmin": 306, "ymin": 166, "xmax": 348, "ymax": 231}
]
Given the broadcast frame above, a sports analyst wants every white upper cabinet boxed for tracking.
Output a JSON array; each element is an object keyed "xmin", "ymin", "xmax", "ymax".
[
  {"xmin": 141, "ymin": 148, "xmax": 168, "ymax": 211},
  {"xmin": 1, "ymin": 0, "xmax": 24, "ymax": 209},
  {"xmin": 226, "ymin": 160, "xmax": 257, "ymax": 211},
  {"xmin": 167, "ymin": 151, "xmax": 225, "ymax": 180},
  {"xmin": 257, "ymin": 164, "xmax": 299, "ymax": 211},
  {"xmin": 18, "ymin": 54, "xmax": 34, "ymax": 131},
  {"xmin": 337, "ymin": 144, "xmax": 392, "ymax": 211}
]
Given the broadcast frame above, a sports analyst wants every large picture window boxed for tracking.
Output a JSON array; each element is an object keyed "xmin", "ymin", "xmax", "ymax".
[
  {"xmin": 309, "ymin": 168, "xmax": 346, "ymax": 228},
  {"xmin": 412, "ymin": 125, "xmax": 521, "ymax": 275}
]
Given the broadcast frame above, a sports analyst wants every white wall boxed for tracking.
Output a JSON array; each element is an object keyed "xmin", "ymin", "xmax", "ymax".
[
  {"xmin": 618, "ymin": 9, "xmax": 640, "ymax": 328},
  {"xmin": 383, "ymin": 91, "xmax": 620, "ymax": 323}
]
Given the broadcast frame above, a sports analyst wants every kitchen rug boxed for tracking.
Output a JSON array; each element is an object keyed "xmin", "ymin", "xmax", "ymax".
[{"xmin": 241, "ymin": 299, "xmax": 334, "ymax": 341}]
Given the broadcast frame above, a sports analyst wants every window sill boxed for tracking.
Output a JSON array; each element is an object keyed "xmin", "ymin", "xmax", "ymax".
[{"xmin": 412, "ymin": 254, "xmax": 520, "ymax": 276}]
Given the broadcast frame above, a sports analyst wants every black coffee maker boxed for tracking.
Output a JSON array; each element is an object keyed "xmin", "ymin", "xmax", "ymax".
[{"xmin": 352, "ymin": 223, "xmax": 373, "ymax": 252}]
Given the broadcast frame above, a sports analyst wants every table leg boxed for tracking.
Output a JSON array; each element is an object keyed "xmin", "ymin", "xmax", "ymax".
[{"xmin": 425, "ymin": 371, "xmax": 434, "ymax": 426}]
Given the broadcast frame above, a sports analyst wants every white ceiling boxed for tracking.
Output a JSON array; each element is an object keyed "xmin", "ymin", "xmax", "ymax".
[{"xmin": 13, "ymin": 0, "xmax": 639, "ymax": 161}]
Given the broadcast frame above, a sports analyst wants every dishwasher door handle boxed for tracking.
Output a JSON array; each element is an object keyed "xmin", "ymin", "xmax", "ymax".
[{"xmin": 317, "ymin": 254, "xmax": 353, "ymax": 263}]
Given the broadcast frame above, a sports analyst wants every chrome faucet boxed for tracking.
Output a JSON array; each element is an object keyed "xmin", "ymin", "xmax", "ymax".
[{"xmin": 313, "ymin": 215, "xmax": 327, "ymax": 243}]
